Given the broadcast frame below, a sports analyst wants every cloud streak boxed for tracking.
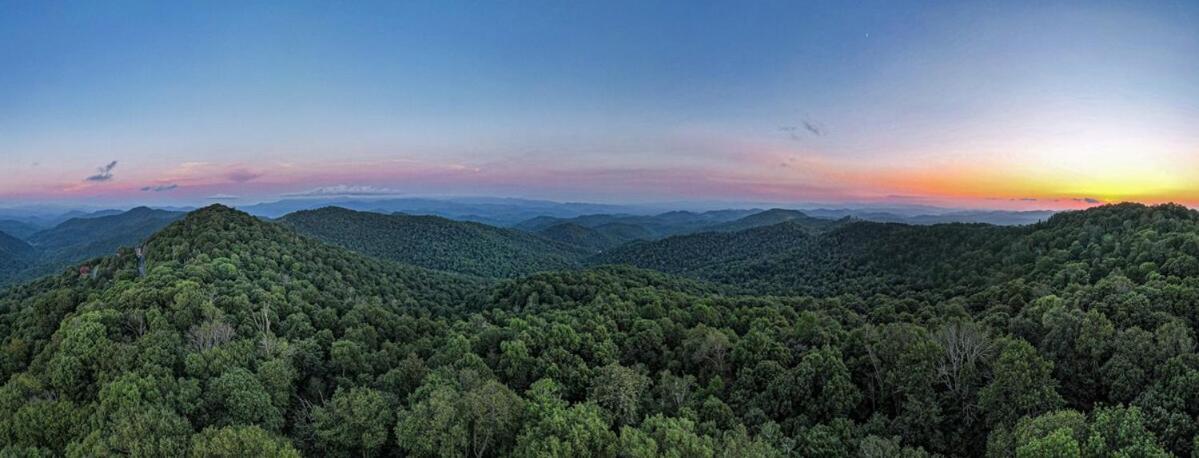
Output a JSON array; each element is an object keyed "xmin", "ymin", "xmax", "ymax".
[
  {"xmin": 802, "ymin": 121, "xmax": 825, "ymax": 136},
  {"xmin": 283, "ymin": 185, "xmax": 404, "ymax": 198},
  {"xmin": 86, "ymin": 161, "xmax": 118, "ymax": 182},
  {"xmin": 141, "ymin": 184, "xmax": 179, "ymax": 192},
  {"xmin": 779, "ymin": 120, "xmax": 826, "ymax": 140}
]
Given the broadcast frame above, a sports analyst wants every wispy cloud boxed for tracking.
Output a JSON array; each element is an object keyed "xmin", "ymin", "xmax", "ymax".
[
  {"xmin": 207, "ymin": 194, "xmax": 240, "ymax": 200},
  {"xmin": 141, "ymin": 184, "xmax": 179, "ymax": 192},
  {"xmin": 86, "ymin": 161, "xmax": 118, "ymax": 182},
  {"xmin": 779, "ymin": 126, "xmax": 801, "ymax": 141},
  {"xmin": 283, "ymin": 185, "xmax": 404, "ymax": 198},
  {"xmin": 802, "ymin": 121, "xmax": 825, "ymax": 136},
  {"xmin": 779, "ymin": 120, "xmax": 826, "ymax": 140}
]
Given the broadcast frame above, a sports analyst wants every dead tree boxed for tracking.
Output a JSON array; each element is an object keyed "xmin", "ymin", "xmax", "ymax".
[{"xmin": 188, "ymin": 320, "xmax": 235, "ymax": 352}]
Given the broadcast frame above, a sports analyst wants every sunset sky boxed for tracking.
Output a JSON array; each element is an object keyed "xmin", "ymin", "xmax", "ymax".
[{"xmin": 2, "ymin": 1, "xmax": 1197, "ymax": 209}]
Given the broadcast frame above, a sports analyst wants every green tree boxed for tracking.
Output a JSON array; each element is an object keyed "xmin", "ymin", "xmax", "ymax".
[
  {"xmin": 512, "ymin": 379, "xmax": 616, "ymax": 458},
  {"xmin": 589, "ymin": 363, "xmax": 650, "ymax": 427},
  {"xmin": 204, "ymin": 368, "xmax": 282, "ymax": 430},
  {"xmin": 1083, "ymin": 406, "xmax": 1168, "ymax": 457},
  {"xmin": 980, "ymin": 339, "xmax": 1064, "ymax": 427},
  {"xmin": 1015, "ymin": 428, "xmax": 1079, "ymax": 458},
  {"xmin": 190, "ymin": 425, "xmax": 301, "ymax": 458},
  {"xmin": 313, "ymin": 387, "xmax": 393, "ymax": 457}
]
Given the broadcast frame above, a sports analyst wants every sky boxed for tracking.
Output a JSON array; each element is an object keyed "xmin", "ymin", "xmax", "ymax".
[{"xmin": 1, "ymin": 0, "xmax": 1197, "ymax": 209}]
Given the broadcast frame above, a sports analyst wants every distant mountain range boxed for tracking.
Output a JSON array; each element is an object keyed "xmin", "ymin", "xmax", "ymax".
[
  {"xmin": 513, "ymin": 209, "xmax": 760, "ymax": 238},
  {"xmin": 0, "ymin": 198, "xmax": 1059, "ymax": 288},
  {"xmin": 0, "ymin": 207, "xmax": 128, "ymax": 229},
  {"xmin": 239, "ymin": 197, "xmax": 1056, "ymax": 228},
  {"xmin": 239, "ymin": 197, "xmax": 653, "ymax": 225},
  {"xmin": 0, "ymin": 197, "xmax": 1057, "ymax": 233},
  {"xmin": 798, "ymin": 208, "xmax": 1055, "ymax": 226}
]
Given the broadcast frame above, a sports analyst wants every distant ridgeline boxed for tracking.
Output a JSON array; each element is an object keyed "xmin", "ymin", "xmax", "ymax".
[{"xmin": 2, "ymin": 202, "xmax": 1199, "ymax": 456}]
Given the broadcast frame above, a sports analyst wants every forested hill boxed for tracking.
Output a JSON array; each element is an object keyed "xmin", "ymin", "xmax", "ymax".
[
  {"xmin": 0, "ymin": 204, "xmax": 487, "ymax": 456},
  {"xmin": 144, "ymin": 205, "xmax": 482, "ymax": 308},
  {"xmin": 279, "ymin": 207, "xmax": 590, "ymax": 278},
  {"xmin": 0, "ymin": 231, "xmax": 35, "ymax": 286}
]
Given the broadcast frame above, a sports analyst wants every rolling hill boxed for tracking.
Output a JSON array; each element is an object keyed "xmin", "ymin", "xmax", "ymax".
[{"xmin": 279, "ymin": 207, "xmax": 591, "ymax": 277}]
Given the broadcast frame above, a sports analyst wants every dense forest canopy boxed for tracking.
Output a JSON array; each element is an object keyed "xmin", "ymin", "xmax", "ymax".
[
  {"xmin": 2, "ymin": 202, "xmax": 1199, "ymax": 456},
  {"xmin": 279, "ymin": 207, "xmax": 590, "ymax": 278},
  {"xmin": 533, "ymin": 222, "xmax": 633, "ymax": 253}
]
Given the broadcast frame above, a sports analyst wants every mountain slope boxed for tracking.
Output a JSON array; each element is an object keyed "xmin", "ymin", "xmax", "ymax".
[
  {"xmin": 280, "ymin": 207, "xmax": 590, "ymax": 277},
  {"xmin": 27, "ymin": 207, "xmax": 184, "ymax": 266},
  {"xmin": 0, "ymin": 220, "xmax": 41, "ymax": 240},
  {"xmin": 0, "ymin": 230, "xmax": 35, "ymax": 286}
]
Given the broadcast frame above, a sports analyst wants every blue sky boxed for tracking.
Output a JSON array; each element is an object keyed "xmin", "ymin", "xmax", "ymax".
[{"xmin": 2, "ymin": 1, "xmax": 1197, "ymax": 208}]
